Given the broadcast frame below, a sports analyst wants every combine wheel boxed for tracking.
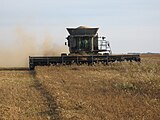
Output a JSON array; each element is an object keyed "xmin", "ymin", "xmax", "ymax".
[{"xmin": 61, "ymin": 53, "xmax": 67, "ymax": 56}]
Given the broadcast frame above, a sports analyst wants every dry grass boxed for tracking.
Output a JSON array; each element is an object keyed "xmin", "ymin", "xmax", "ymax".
[
  {"xmin": 0, "ymin": 71, "xmax": 56, "ymax": 120},
  {"xmin": 0, "ymin": 54, "xmax": 160, "ymax": 120},
  {"xmin": 35, "ymin": 54, "xmax": 160, "ymax": 120}
]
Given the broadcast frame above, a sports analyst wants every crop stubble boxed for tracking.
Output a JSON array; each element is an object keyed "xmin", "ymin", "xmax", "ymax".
[{"xmin": 0, "ymin": 54, "xmax": 160, "ymax": 120}]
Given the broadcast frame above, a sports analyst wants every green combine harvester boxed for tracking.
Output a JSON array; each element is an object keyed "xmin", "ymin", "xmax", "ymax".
[{"xmin": 29, "ymin": 26, "xmax": 140, "ymax": 70}]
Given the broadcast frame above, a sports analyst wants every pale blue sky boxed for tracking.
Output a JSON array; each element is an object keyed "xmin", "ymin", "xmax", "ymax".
[{"xmin": 0, "ymin": 0, "xmax": 160, "ymax": 53}]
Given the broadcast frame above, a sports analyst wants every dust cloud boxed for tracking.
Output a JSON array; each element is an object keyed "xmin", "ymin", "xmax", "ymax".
[
  {"xmin": 0, "ymin": 27, "xmax": 67, "ymax": 67},
  {"xmin": 42, "ymin": 32, "xmax": 66, "ymax": 56}
]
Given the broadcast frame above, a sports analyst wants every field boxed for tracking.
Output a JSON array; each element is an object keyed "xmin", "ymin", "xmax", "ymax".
[{"xmin": 0, "ymin": 54, "xmax": 160, "ymax": 120}]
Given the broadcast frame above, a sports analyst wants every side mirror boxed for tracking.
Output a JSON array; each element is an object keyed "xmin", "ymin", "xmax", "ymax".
[{"xmin": 102, "ymin": 36, "xmax": 106, "ymax": 40}]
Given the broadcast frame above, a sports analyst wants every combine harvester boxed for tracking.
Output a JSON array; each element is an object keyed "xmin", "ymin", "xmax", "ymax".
[{"xmin": 29, "ymin": 26, "xmax": 140, "ymax": 70}]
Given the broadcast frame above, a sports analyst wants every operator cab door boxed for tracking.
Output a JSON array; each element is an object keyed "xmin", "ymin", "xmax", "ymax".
[{"xmin": 78, "ymin": 37, "xmax": 91, "ymax": 52}]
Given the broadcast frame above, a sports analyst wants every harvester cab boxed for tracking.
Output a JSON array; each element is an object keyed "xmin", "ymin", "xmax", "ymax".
[{"xmin": 66, "ymin": 26, "xmax": 112, "ymax": 55}]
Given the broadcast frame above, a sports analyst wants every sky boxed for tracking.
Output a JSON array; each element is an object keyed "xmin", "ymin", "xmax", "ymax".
[{"xmin": 0, "ymin": 0, "xmax": 160, "ymax": 53}]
